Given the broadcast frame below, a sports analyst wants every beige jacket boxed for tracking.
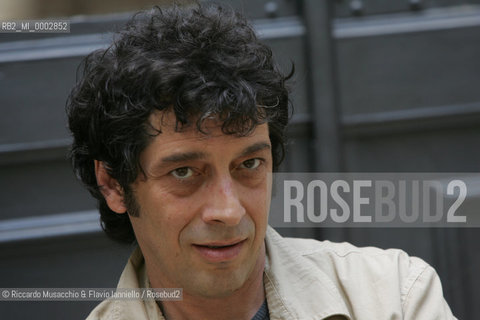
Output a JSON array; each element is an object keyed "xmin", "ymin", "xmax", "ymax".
[{"xmin": 86, "ymin": 226, "xmax": 457, "ymax": 320}]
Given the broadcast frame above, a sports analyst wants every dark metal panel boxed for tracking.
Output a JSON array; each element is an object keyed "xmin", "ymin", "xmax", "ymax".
[
  {"xmin": 333, "ymin": 0, "xmax": 480, "ymax": 18},
  {"xmin": 343, "ymin": 126, "xmax": 480, "ymax": 172},
  {"xmin": 303, "ymin": 0, "xmax": 342, "ymax": 171},
  {"xmin": 0, "ymin": 211, "xmax": 100, "ymax": 243},
  {"xmin": 431, "ymin": 228, "xmax": 469, "ymax": 319},
  {"xmin": 212, "ymin": 0, "xmax": 299, "ymax": 19},
  {"xmin": 0, "ymin": 159, "xmax": 96, "ymax": 219},
  {"xmin": 283, "ymin": 132, "xmax": 314, "ymax": 172},
  {"xmin": 0, "ymin": 233, "xmax": 133, "ymax": 320},
  {"xmin": 342, "ymin": 102, "xmax": 480, "ymax": 137},
  {"xmin": 264, "ymin": 36, "xmax": 309, "ymax": 114},
  {"xmin": 334, "ymin": 7, "xmax": 480, "ymax": 38},
  {"xmin": 0, "ymin": 139, "xmax": 69, "ymax": 165},
  {"xmin": 334, "ymin": 0, "xmax": 416, "ymax": 17},
  {"xmin": 0, "ymin": 233, "xmax": 131, "ymax": 287},
  {"xmin": 0, "ymin": 301, "xmax": 99, "ymax": 320},
  {"xmin": 0, "ymin": 58, "xmax": 80, "ymax": 145},
  {"xmin": 461, "ymin": 229, "xmax": 480, "ymax": 318},
  {"xmin": 275, "ymin": 115, "xmax": 316, "ymax": 239},
  {"xmin": 334, "ymin": 10, "xmax": 480, "ymax": 116}
]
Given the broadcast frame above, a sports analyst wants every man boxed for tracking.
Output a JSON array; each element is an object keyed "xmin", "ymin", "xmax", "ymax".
[{"xmin": 67, "ymin": 3, "xmax": 456, "ymax": 319}]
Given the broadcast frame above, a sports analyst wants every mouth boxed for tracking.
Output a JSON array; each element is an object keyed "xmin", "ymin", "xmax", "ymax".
[{"xmin": 192, "ymin": 239, "xmax": 246, "ymax": 263}]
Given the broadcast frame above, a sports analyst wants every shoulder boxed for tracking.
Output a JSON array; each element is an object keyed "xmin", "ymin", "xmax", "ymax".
[
  {"xmin": 266, "ymin": 228, "xmax": 456, "ymax": 319},
  {"xmin": 286, "ymin": 235, "xmax": 428, "ymax": 274},
  {"xmin": 284, "ymin": 235, "xmax": 431, "ymax": 303}
]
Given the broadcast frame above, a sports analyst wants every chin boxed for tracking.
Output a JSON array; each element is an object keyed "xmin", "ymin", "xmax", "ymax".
[{"xmin": 190, "ymin": 270, "xmax": 249, "ymax": 299}]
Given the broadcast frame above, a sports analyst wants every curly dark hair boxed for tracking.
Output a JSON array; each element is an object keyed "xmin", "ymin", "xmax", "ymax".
[{"xmin": 66, "ymin": 2, "xmax": 292, "ymax": 244}]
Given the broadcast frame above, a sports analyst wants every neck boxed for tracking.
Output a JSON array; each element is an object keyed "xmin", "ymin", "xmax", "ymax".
[{"xmin": 156, "ymin": 245, "xmax": 266, "ymax": 320}]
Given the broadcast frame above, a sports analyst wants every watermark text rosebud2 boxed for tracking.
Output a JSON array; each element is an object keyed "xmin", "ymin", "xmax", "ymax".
[{"xmin": 269, "ymin": 173, "xmax": 480, "ymax": 228}]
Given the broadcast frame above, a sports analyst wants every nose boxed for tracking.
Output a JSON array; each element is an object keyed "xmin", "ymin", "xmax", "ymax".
[{"xmin": 201, "ymin": 175, "xmax": 246, "ymax": 226}]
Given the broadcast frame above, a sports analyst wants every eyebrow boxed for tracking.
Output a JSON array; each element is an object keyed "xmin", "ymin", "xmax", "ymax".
[
  {"xmin": 237, "ymin": 141, "xmax": 271, "ymax": 158},
  {"xmin": 158, "ymin": 141, "xmax": 271, "ymax": 166},
  {"xmin": 160, "ymin": 151, "xmax": 207, "ymax": 164}
]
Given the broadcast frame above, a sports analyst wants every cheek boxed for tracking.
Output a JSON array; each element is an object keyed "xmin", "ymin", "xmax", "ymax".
[
  {"xmin": 131, "ymin": 189, "xmax": 193, "ymax": 244},
  {"xmin": 241, "ymin": 183, "xmax": 270, "ymax": 221},
  {"xmin": 139, "ymin": 182, "xmax": 199, "ymax": 219},
  {"xmin": 153, "ymin": 192, "xmax": 206, "ymax": 239}
]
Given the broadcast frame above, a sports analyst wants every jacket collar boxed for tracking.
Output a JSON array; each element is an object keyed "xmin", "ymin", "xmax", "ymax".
[{"xmin": 115, "ymin": 247, "xmax": 165, "ymax": 319}]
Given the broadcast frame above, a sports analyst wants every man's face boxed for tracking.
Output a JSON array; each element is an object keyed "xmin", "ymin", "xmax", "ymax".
[{"xmin": 128, "ymin": 111, "xmax": 272, "ymax": 298}]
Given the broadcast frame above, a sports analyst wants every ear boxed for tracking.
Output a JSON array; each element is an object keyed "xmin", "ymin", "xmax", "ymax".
[{"xmin": 94, "ymin": 160, "xmax": 128, "ymax": 214}]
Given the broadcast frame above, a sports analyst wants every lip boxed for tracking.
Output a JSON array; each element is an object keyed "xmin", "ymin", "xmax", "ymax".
[{"xmin": 192, "ymin": 239, "xmax": 246, "ymax": 263}]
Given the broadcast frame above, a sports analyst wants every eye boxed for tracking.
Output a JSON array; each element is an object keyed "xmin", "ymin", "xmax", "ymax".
[
  {"xmin": 240, "ymin": 158, "xmax": 262, "ymax": 170},
  {"xmin": 170, "ymin": 167, "xmax": 194, "ymax": 179}
]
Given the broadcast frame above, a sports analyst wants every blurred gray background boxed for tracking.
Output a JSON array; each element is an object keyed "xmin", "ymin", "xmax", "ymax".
[{"xmin": 1, "ymin": 0, "xmax": 480, "ymax": 319}]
